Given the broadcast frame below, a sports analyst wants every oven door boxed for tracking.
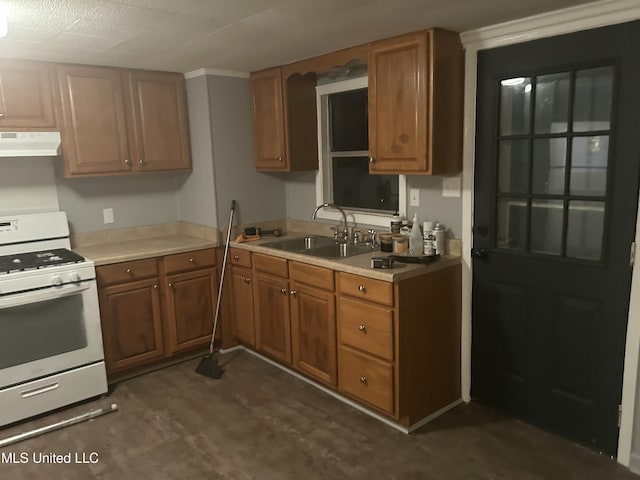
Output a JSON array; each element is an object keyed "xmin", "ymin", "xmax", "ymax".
[{"xmin": 0, "ymin": 280, "xmax": 105, "ymax": 389}]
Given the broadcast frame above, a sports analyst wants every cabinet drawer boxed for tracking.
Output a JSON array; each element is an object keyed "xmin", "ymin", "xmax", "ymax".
[
  {"xmin": 252, "ymin": 252, "xmax": 288, "ymax": 278},
  {"xmin": 339, "ymin": 297, "xmax": 393, "ymax": 361},
  {"xmin": 229, "ymin": 248, "xmax": 251, "ymax": 268},
  {"xmin": 97, "ymin": 258, "xmax": 158, "ymax": 285},
  {"xmin": 164, "ymin": 248, "xmax": 216, "ymax": 274},
  {"xmin": 339, "ymin": 346, "xmax": 394, "ymax": 414},
  {"xmin": 290, "ymin": 261, "xmax": 334, "ymax": 291},
  {"xmin": 337, "ymin": 272, "xmax": 393, "ymax": 306}
]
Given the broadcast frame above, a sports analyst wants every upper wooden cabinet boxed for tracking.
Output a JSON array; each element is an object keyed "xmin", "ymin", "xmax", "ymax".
[
  {"xmin": 368, "ymin": 29, "xmax": 463, "ymax": 175},
  {"xmin": 0, "ymin": 60, "xmax": 56, "ymax": 129},
  {"xmin": 57, "ymin": 65, "xmax": 191, "ymax": 177},
  {"xmin": 126, "ymin": 70, "xmax": 191, "ymax": 172},
  {"xmin": 250, "ymin": 67, "xmax": 318, "ymax": 172}
]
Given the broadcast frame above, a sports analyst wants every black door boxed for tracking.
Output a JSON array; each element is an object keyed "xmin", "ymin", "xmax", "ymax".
[{"xmin": 472, "ymin": 20, "xmax": 640, "ymax": 454}]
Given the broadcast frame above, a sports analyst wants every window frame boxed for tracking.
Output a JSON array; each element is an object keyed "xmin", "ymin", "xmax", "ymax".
[{"xmin": 314, "ymin": 76, "xmax": 406, "ymax": 227}]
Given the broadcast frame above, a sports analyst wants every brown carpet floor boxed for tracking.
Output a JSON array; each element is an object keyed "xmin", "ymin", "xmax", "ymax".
[{"xmin": 0, "ymin": 349, "xmax": 637, "ymax": 479}]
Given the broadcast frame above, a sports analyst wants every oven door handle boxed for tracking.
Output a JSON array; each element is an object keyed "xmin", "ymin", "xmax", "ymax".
[{"xmin": 0, "ymin": 284, "xmax": 91, "ymax": 310}]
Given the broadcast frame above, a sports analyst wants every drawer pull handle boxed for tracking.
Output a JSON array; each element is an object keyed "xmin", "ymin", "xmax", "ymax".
[
  {"xmin": 359, "ymin": 376, "xmax": 368, "ymax": 385},
  {"xmin": 358, "ymin": 285, "xmax": 366, "ymax": 293},
  {"xmin": 126, "ymin": 268, "xmax": 132, "ymax": 274},
  {"xmin": 289, "ymin": 290, "xmax": 297, "ymax": 297},
  {"xmin": 21, "ymin": 382, "xmax": 60, "ymax": 398},
  {"xmin": 244, "ymin": 277, "xmax": 251, "ymax": 283},
  {"xmin": 358, "ymin": 325, "xmax": 367, "ymax": 333},
  {"xmin": 280, "ymin": 288, "xmax": 287, "ymax": 295},
  {"xmin": 233, "ymin": 255, "xmax": 239, "ymax": 260}
]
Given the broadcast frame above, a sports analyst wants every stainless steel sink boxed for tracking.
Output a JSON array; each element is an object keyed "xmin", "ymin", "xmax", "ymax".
[{"xmin": 261, "ymin": 235, "xmax": 375, "ymax": 258}]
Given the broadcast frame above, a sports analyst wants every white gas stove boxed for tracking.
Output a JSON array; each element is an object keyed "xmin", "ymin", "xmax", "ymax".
[{"xmin": 0, "ymin": 212, "xmax": 107, "ymax": 427}]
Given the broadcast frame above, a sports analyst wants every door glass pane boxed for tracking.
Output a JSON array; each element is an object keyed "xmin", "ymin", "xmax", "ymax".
[
  {"xmin": 566, "ymin": 200, "xmax": 605, "ymax": 260},
  {"xmin": 534, "ymin": 72, "xmax": 570, "ymax": 134},
  {"xmin": 530, "ymin": 199, "xmax": 563, "ymax": 255},
  {"xmin": 500, "ymin": 77, "xmax": 532, "ymax": 136},
  {"xmin": 532, "ymin": 138, "xmax": 567, "ymax": 194},
  {"xmin": 498, "ymin": 140, "xmax": 529, "ymax": 193},
  {"xmin": 573, "ymin": 67, "xmax": 613, "ymax": 132},
  {"xmin": 570, "ymin": 135, "xmax": 609, "ymax": 196},
  {"xmin": 497, "ymin": 197, "xmax": 527, "ymax": 250},
  {"xmin": 329, "ymin": 88, "xmax": 368, "ymax": 151},
  {"xmin": 332, "ymin": 156, "xmax": 398, "ymax": 212}
]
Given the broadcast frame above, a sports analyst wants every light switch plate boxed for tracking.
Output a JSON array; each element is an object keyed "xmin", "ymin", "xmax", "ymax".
[
  {"xmin": 103, "ymin": 207, "xmax": 114, "ymax": 224},
  {"xmin": 442, "ymin": 176, "xmax": 461, "ymax": 198},
  {"xmin": 409, "ymin": 188, "xmax": 420, "ymax": 206}
]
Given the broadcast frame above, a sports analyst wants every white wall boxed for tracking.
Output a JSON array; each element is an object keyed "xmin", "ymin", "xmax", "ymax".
[{"xmin": 0, "ymin": 157, "xmax": 59, "ymax": 214}]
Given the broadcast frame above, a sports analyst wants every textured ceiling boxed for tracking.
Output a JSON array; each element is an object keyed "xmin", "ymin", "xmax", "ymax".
[{"xmin": 0, "ymin": 0, "xmax": 598, "ymax": 74}]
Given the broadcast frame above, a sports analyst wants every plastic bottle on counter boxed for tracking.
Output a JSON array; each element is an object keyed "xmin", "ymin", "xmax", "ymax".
[
  {"xmin": 433, "ymin": 221, "xmax": 446, "ymax": 255},
  {"xmin": 423, "ymin": 221, "xmax": 435, "ymax": 256},
  {"xmin": 390, "ymin": 212, "xmax": 402, "ymax": 234},
  {"xmin": 409, "ymin": 213, "xmax": 422, "ymax": 256}
]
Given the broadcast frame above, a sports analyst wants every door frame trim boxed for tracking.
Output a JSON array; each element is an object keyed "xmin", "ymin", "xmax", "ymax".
[{"xmin": 460, "ymin": 0, "xmax": 640, "ymax": 466}]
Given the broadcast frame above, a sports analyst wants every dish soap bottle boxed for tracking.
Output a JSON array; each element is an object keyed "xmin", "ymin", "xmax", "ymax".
[{"xmin": 409, "ymin": 213, "xmax": 422, "ymax": 256}]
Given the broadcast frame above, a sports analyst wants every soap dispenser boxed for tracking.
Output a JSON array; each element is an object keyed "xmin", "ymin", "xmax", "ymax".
[{"xmin": 409, "ymin": 213, "xmax": 422, "ymax": 255}]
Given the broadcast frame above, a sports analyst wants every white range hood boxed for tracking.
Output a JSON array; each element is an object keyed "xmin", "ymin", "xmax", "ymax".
[{"xmin": 0, "ymin": 131, "xmax": 61, "ymax": 157}]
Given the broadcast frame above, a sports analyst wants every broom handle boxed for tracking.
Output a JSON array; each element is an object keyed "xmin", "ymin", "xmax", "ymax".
[{"xmin": 209, "ymin": 200, "xmax": 236, "ymax": 355}]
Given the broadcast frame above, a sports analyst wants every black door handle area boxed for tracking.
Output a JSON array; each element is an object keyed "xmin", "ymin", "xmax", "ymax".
[{"xmin": 472, "ymin": 248, "xmax": 489, "ymax": 260}]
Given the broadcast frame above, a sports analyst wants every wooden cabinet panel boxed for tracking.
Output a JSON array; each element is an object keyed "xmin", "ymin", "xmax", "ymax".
[
  {"xmin": 231, "ymin": 266, "xmax": 255, "ymax": 346},
  {"xmin": 338, "ymin": 296, "xmax": 393, "ymax": 361},
  {"xmin": 253, "ymin": 271, "xmax": 291, "ymax": 364},
  {"xmin": 339, "ymin": 345, "xmax": 394, "ymax": 414},
  {"xmin": 57, "ymin": 64, "xmax": 131, "ymax": 176},
  {"xmin": 337, "ymin": 272, "xmax": 393, "ymax": 306},
  {"xmin": 164, "ymin": 248, "xmax": 216, "ymax": 275},
  {"xmin": 368, "ymin": 29, "xmax": 463, "ymax": 175},
  {"xmin": 99, "ymin": 278, "xmax": 164, "ymax": 374},
  {"xmin": 253, "ymin": 252, "xmax": 288, "ymax": 278},
  {"xmin": 290, "ymin": 261, "xmax": 334, "ymax": 290},
  {"xmin": 127, "ymin": 70, "xmax": 191, "ymax": 172},
  {"xmin": 290, "ymin": 281, "xmax": 337, "ymax": 386},
  {"xmin": 229, "ymin": 248, "xmax": 252, "ymax": 268},
  {"xmin": 251, "ymin": 68, "xmax": 287, "ymax": 170},
  {"xmin": 369, "ymin": 32, "xmax": 428, "ymax": 174},
  {"xmin": 97, "ymin": 258, "xmax": 158, "ymax": 286},
  {"xmin": 0, "ymin": 60, "xmax": 55, "ymax": 129},
  {"xmin": 164, "ymin": 268, "xmax": 217, "ymax": 354}
]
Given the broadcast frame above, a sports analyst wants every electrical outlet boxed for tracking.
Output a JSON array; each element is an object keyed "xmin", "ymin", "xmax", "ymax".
[
  {"xmin": 103, "ymin": 208, "xmax": 114, "ymax": 224},
  {"xmin": 409, "ymin": 188, "xmax": 420, "ymax": 206}
]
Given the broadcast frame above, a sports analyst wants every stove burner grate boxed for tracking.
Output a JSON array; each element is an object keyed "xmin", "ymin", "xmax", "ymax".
[{"xmin": 0, "ymin": 248, "xmax": 85, "ymax": 275}]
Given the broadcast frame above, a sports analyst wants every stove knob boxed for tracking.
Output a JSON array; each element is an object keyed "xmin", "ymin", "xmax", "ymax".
[
  {"xmin": 51, "ymin": 275, "xmax": 63, "ymax": 286},
  {"xmin": 69, "ymin": 272, "xmax": 81, "ymax": 283}
]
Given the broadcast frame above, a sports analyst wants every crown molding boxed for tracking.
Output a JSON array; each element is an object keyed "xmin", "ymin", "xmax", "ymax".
[{"xmin": 184, "ymin": 68, "xmax": 250, "ymax": 80}]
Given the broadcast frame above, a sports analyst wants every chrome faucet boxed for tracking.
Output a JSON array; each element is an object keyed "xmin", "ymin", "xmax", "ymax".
[{"xmin": 312, "ymin": 203, "xmax": 349, "ymax": 242}]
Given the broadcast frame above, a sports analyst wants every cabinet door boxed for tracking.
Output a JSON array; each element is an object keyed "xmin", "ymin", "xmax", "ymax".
[
  {"xmin": 57, "ymin": 64, "xmax": 131, "ymax": 175},
  {"xmin": 98, "ymin": 278, "xmax": 164, "ymax": 375},
  {"xmin": 164, "ymin": 268, "xmax": 217, "ymax": 354},
  {"xmin": 0, "ymin": 60, "xmax": 55, "ymax": 129},
  {"xmin": 231, "ymin": 266, "xmax": 255, "ymax": 346},
  {"xmin": 290, "ymin": 282, "xmax": 337, "ymax": 386},
  {"xmin": 368, "ymin": 32, "xmax": 429, "ymax": 174},
  {"xmin": 250, "ymin": 68, "xmax": 288, "ymax": 171},
  {"xmin": 253, "ymin": 271, "xmax": 291, "ymax": 364},
  {"xmin": 127, "ymin": 70, "xmax": 191, "ymax": 172}
]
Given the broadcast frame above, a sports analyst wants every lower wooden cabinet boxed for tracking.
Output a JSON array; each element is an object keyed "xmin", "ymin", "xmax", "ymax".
[
  {"xmin": 96, "ymin": 248, "xmax": 217, "ymax": 378},
  {"xmin": 231, "ymin": 266, "xmax": 255, "ymax": 346},
  {"xmin": 253, "ymin": 269, "xmax": 291, "ymax": 364}
]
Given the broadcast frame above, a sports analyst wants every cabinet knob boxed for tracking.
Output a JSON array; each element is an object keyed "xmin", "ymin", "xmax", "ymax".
[
  {"xmin": 0, "ymin": 113, "xmax": 4, "ymax": 118},
  {"xmin": 189, "ymin": 258, "xmax": 194, "ymax": 262},
  {"xmin": 280, "ymin": 288, "xmax": 287, "ymax": 295},
  {"xmin": 359, "ymin": 376, "xmax": 368, "ymax": 385},
  {"xmin": 233, "ymin": 255, "xmax": 239, "ymax": 260},
  {"xmin": 126, "ymin": 268, "xmax": 132, "ymax": 274},
  {"xmin": 168, "ymin": 283, "xmax": 173, "ymax": 288},
  {"xmin": 369, "ymin": 157, "xmax": 376, "ymax": 163},
  {"xmin": 244, "ymin": 277, "xmax": 251, "ymax": 284},
  {"xmin": 358, "ymin": 284, "xmax": 366, "ymax": 293},
  {"xmin": 358, "ymin": 325, "xmax": 367, "ymax": 333},
  {"xmin": 278, "ymin": 156, "xmax": 284, "ymax": 162},
  {"xmin": 139, "ymin": 158, "xmax": 146, "ymax": 165},
  {"xmin": 289, "ymin": 290, "xmax": 297, "ymax": 297},
  {"xmin": 123, "ymin": 158, "xmax": 130, "ymax": 165},
  {"xmin": 153, "ymin": 284, "xmax": 158, "ymax": 289}
]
